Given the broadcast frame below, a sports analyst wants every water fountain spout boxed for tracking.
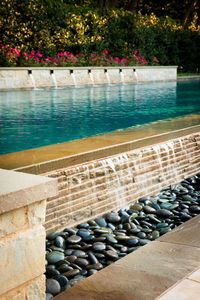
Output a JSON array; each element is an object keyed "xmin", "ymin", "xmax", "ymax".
[
  {"xmin": 50, "ymin": 71, "xmax": 58, "ymax": 89},
  {"xmin": 104, "ymin": 69, "xmax": 111, "ymax": 85},
  {"xmin": 88, "ymin": 70, "xmax": 95, "ymax": 86},
  {"xmin": 120, "ymin": 69, "xmax": 125, "ymax": 84},
  {"xmin": 70, "ymin": 70, "xmax": 77, "ymax": 86},
  {"xmin": 133, "ymin": 69, "xmax": 138, "ymax": 83},
  {"xmin": 28, "ymin": 70, "xmax": 36, "ymax": 89}
]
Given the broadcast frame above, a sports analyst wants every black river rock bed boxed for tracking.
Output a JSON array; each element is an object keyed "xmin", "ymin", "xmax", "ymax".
[{"xmin": 45, "ymin": 173, "xmax": 200, "ymax": 299}]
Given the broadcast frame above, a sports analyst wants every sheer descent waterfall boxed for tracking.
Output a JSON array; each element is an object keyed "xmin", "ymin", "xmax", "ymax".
[
  {"xmin": 105, "ymin": 70, "xmax": 111, "ymax": 84},
  {"xmin": 89, "ymin": 72, "xmax": 95, "ymax": 85},
  {"xmin": 71, "ymin": 72, "xmax": 77, "ymax": 86},
  {"xmin": 43, "ymin": 133, "xmax": 200, "ymax": 232},
  {"xmin": 120, "ymin": 70, "xmax": 125, "ymax": 84},
  {"xmin": 51, "ymin": 73, "xmax": 58, "ymax": 89},
  {"xmin": 29, "ymin": 73, "xmax": 36, "ymax": 89}
]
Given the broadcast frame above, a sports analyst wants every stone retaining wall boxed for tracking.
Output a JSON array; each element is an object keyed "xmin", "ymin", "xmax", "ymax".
[
  {"xmin": 0, "ymin": 66, "xmax": 177, "ymax": 90},
  {"xmin": 0, "ymin": 169, "xmax": 57, "ymax": 299},
  {"xmin": 43, "ymin": 131, "xmax": 200, "ymax": 233}
]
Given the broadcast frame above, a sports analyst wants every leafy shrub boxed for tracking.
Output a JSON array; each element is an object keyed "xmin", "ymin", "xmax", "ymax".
[{"xmin": 0, "ymin": 2, "xmax": 199, "ymax": 71}]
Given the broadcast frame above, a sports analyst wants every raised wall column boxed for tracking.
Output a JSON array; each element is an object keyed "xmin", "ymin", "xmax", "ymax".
[{"xmin": 0, "ymin": 169, "xmax": 58, "ymax": 299}]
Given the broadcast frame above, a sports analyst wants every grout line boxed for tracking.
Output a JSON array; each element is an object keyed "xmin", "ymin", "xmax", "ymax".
[
  {"xmin": 187, "ymin": 277, "xmax": 200, "ymax": 284},
  {"xmin": 155, "ymin": 267, "xmax": 200, "ymax": 299}
]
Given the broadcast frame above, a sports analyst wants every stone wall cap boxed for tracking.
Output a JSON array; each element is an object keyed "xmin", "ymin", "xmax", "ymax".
[
  {"xmin": 0, "ymin": 66, "xmax": 178, "ymax": 70},
  {"xmin": 0, "ymin": 168, "xmax": 58, "ymax": 214}
]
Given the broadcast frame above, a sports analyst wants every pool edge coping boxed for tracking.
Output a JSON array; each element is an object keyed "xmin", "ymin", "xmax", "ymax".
[{"xmin": 13, "ymin": 124, "xmax": 200, "ymax": 174}]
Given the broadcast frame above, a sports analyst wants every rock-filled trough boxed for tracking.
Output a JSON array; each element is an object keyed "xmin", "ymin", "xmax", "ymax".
[{"xmin": 45, "ymin": 173, "xmax": 200, "ymax": 299}]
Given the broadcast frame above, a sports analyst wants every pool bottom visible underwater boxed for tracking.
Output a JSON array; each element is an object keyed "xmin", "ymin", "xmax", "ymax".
[{"xmin": 0, "ymin": 80, "xmax": 200, "ymax": 154}]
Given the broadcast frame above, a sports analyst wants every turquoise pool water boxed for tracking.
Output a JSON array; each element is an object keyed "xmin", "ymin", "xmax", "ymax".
[{"xmin": 0, "ymin": 80, "xmax": 200, "ymax": 154}]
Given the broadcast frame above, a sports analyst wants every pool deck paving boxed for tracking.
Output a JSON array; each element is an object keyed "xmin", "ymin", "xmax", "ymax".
[{"xmin": 54, "ymin": 215, "xmax": 200, "ymax": 300}]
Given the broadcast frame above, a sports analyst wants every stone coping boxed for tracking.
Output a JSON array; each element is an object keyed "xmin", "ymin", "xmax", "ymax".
[
  {"xmin": 0, "ymin": 168, "xmax": 58, "ymax": 214},
  {"xmin": 0, "ymin": 114, "xmax": 199, "ymax": 173},
  {"xmin": 17, "ymin": 124, "xmax": 200, "ymax": 175},
  {"xmin": 13, "ymin": 124, "xmax": 200, "ymax": 175},
  {"xmin": 54, "ymin": 215, "xmax": 200, "ymax": 300},
  {"xmin": 0, "ymin": 66, "xmax": 178, "ymax": 70}
]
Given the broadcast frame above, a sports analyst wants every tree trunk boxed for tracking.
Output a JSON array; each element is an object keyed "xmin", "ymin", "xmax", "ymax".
[
  {"xmin": 183, "ymin": 0, "xmax": 198, "ymax": 27},
  {"xmin": 125, "ymin": 0, "xmax": 138, "ymax": 11},
  {"xmin": 99, "ymin": 0, "xmax": 106, "ymax": 15}
]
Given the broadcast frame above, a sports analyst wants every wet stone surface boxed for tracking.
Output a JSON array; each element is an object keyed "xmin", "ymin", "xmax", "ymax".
[{"xmin": 46, "ymin": 173, "xmax": 200, "ymax": 299}]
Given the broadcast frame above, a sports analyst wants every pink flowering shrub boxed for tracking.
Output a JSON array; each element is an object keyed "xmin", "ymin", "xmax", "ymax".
[
  {"xmin": 0, "ymin": 45, "xmax": 159, "ymax": 67},
  {"xmin": 132, "ymin": 50, "xmax": 148, "ymax": 65},
  {"xmin": 152, "ymin": 56, "xmax": 159, "ymax": 64},
  {"xmin": 0, "ymin": 45, "xmax": 21, "ymax": 66}
]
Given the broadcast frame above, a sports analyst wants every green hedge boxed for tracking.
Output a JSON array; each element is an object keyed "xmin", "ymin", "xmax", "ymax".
[{"xmin": 0, "ymin": 2, "xmax": 199, "ymax": 71}]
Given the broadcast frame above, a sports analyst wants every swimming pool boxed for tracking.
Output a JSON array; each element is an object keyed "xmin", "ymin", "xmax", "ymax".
[{"xmin": 0, "ymin": 80, "xmax": 199, "ymax": 154}]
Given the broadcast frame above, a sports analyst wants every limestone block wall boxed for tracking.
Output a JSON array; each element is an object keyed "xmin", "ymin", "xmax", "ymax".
[
  {"xmin": 136, "ymin": 66, "xmax": 177, "ymax": 82},
  {"xmin": 0, "ymin": 169, "xmax": 57, "ymax": 300},
  {"xmin": 43, "ymin": 132, "xmax": 200, "ymax": 233},
  {"xmin": 0, "ymin": 66, "xmax": 177, "ymax": 90},
  {"xmin": 0, "ymin": 69, "xmax": 33, "ymax": 90}
]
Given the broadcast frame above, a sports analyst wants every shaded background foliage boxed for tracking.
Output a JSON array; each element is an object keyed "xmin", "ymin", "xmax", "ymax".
[{"xmin": 0, "ymin": 0, "xmax": 199, "ymax": 71}]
